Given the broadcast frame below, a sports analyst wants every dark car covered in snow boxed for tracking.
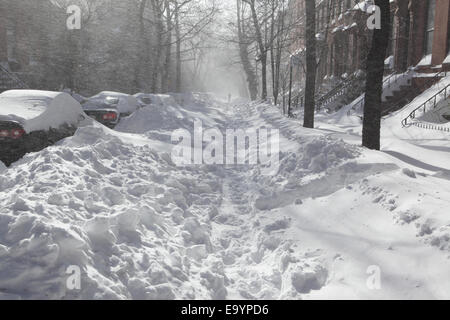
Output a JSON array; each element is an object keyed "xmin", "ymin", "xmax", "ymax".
[
  {"xmin": 88, "ymin": 91, "xmax": 140, "ymax": 118},
  {"xmin": 82, "ymin": 100, "xmax": 120, "ymax": 128},
  {"xmin": 0, "ymin": 90, "xmax": 85, "ymax": 166}
]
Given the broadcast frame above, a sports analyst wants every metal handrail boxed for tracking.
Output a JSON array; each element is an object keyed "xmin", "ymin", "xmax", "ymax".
[
  {"xmin": 348, "ymin": 72, "xmax": 399, "ymax": 115},
  {"xmin": 401, "ymin": 82, "xmax": 450, "ymax": 126},
  {"xmin": 294, "ymin": 73, "xmax": 360, "ymax": 112},
  {"xmin": 0, "ymin": 64, "xmax": 29, "ymax": 89},
  {"xmin": 316, "ymin": 74, "xmax": 361, "ymax": 110}
]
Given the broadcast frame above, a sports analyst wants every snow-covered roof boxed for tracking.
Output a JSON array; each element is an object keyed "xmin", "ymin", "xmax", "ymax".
[
  {"xmin": 89, "ymin": 91, "xmax": 140, "ymax": 114},
  {"xmin": 0, "ymin": 90, "xmax": 84, "ymax": 133}
]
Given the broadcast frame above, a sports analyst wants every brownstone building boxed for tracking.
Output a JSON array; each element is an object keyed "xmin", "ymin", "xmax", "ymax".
[
  {"xmin": 291, "ymin": 0, "xmax": 449, "ymax": 79},
  {"xmin": 289, "ymin": 0, "xmax": 449, "ymax": 112}
]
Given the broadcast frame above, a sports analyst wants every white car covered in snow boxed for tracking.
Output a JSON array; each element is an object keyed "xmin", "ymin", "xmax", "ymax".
[
  {"xmin": 0, "ymin": 90, "xmax": 85, "ymax": 166},
  {"xmin": 88, "ymin": 91, "xmax": 140, "ymax": 117}
]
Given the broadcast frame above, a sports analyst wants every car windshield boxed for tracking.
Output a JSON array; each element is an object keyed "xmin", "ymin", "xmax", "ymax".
[{"xmin": 82, "ymin": 101, "xmax": 117, "ymax": 110}]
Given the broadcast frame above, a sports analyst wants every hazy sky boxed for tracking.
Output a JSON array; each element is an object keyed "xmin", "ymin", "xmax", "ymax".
[{"xmin": 198, "ymin": 0, "xmax": 250, "ymax": 99}]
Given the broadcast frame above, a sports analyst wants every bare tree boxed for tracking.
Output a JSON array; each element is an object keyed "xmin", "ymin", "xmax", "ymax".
[
  {"xmin": 243, "ymin": 0, "xmax": 268, "ymax": 100},
  {"xmin": 237, "ymin": 0, "xmax": 258, "ymax": 100}
]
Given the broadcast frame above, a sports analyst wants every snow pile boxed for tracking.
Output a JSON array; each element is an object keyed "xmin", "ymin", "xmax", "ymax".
[
  {"xmin": 1, "ymin": 92, "xmax": 450, "ymax": 300},
  {"xmin": 0, "ymin": 90, "xmax": 84, "ymax": 133},
  {"xmin": 237, "ymin": 101, "xmax": 450, "ymax": 299},
  {"xmin": 0, "ymin": 124, "xmax": 226, "ymax": 299}
]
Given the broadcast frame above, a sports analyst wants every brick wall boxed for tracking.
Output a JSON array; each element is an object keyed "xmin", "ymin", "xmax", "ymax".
[{"xmin": 432, "ymin": 0, "xmax": 450, "ymax": 65}]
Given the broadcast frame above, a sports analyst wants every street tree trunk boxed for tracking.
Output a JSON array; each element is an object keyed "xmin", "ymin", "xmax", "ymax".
[
  {"xmin": 151, "ymin": 0, "xmax": 164, "ymax": 92},
  {"xmin": 237, "ymin": 0, "xmax": 258, "ymax": 100},
  {"xmin": 162, "ymin": 0, "xmax": 172, "ymax": 92},
  {"xmin": 175, "ymin": 1, "xmax": 182, "ymax": 92},
  {"xmin": 245, "ymin": 0, "xmax": 267, "ymax": 100},
  {"xmin": 303, "ymin": 0, "xmax": 317, "ymax": 128},
  {"xmin": 362, "ymin": 0, "xmax": 390, "ymax": 150}
]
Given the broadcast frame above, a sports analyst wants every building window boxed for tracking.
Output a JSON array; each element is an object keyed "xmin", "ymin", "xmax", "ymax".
[{"xmin": 424, "ymin": 0, "xmax": 436, "ymax": 56}]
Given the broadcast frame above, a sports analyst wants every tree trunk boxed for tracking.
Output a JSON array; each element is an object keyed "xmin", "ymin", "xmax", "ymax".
[
  {"xmin": 247, "ymin": 0, "xmax": 267, "ymax": 100},
  {"xmin": 273, "ymin": 3, "xmax": 285, "ymax": 106},
  {"xmin": 362, "ymin": 0, "xmax": 390, "ymax": 150},
  {"xmin": 151, "ymin": 0, "xmax": 164, "ymax": 93},
  {"xmin": 303, "ymin": 0, "xmax": 317, "ymax": 128},
  {"xmin": 175, "ymin": 1, "xmax": 181, "ymax": 92},
  {"xmin": 136, "ymin": 0, "xmax": 148, "ymax": 92},
  {"xmin": 237, "ymin": 0, "xmax": 258, "ymax": 100},
  {"xmin": 162, "ymin": 0, "xmax": 172, "ymax": 93},
  {"xmin": 270, "ymin": 0, "xmax": 276, "ymax": 103}
]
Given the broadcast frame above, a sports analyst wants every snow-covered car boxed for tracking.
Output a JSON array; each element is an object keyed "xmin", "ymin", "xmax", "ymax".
[
  {"xmin": 134, "ymin": 93, "xmax": 179, "ymax": 108},
  {"xmin": 134, "ymin": 93, "xmax": 154, "ymax": 108},
  {"xmin": 0, "ymin": 90, "xmax": 85, "ymax": 166},
  {"xmin": 82, "ymin": 100, "xmax": 120, "ymax": 128},
  {"xmin": 88, "ymin": 91, "xmax": 140, "ymax": 117}
]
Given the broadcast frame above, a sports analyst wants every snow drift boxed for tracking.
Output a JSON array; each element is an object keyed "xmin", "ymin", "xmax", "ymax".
[{"xmin": 1, "ymin": 93, "xmax": 450, "ymax": 300}]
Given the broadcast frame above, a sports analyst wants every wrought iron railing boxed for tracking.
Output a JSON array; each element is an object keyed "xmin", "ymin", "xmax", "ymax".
[
  {"xmin": 0, "ymin": 64, "xmax": 29, "ymax": 91},
  {"xmin": 401, "ymin": 82, "xmax": 450, "ymax": 127},
  {"xmin": 347, "ymin": 72, "xmax": 399, "ymax": 115}
]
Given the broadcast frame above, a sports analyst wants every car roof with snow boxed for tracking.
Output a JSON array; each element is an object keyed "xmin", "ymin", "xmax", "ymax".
[
  {"xmin": 0, "ymin": 90, "xmax": 84, "ymax": 133},
  {"xmin": 82, "ymin": 100, "xmax": 119, "ymax": 111},
  {"xmin": 89, "ymin": 91, "xmax": 139, "ymax": 114}
]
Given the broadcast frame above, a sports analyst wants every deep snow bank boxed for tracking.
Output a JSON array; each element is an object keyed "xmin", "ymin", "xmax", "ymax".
[
  {"xmin": 0, "ymin": 124, "xmax": 225, "ymax": 299},
  {"xmin": 1, "ymin": 93, "xmax": 450, "ymax": 299},
  {"xmin": 239, "ymin": 101, "xmax": 450, "ymax": 299}
]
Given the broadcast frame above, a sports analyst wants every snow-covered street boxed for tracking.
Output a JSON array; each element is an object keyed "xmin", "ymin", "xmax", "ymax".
[{"xmin": 1, "ymin": 94, "xmax": 450, "ymax": 300}]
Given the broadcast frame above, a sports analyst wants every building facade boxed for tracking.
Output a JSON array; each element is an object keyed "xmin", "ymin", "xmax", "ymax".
[{"xmin": 292, "ymin": 0, "xmax": 450, "ymax": 85}]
